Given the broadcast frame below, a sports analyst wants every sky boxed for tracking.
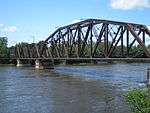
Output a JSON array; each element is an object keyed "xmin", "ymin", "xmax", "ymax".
[{"xmin": 0, "ymin": 0, "xmax": 150, "ymax": 46}]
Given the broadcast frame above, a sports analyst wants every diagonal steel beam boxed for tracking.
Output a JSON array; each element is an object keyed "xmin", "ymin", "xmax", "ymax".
[
  {"xmin": 92, "ymin": 24, "xmax": 106, "ymax": 57},
  {"xmin": 80, "ymin": 25, "xmax": 91, "ymax": 57},
  {"xmin": 127, "ymin": 24, "xmax": 150, "ymax": 57},
  {"xmin": 108, "ymin": 27, "xmax": 126, "ymax": 57},
  {"xmin": 108, "ymin": 26, "xmax": 122, "ymax": 55},
  {"xmin": 128, "ymin": 30, "xmax": 142, "ymax": 51}
]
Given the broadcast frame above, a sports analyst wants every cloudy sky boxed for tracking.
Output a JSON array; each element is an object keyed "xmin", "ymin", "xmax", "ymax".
[{"xmin": 0, "ymin": 0, "xmax": 150, "ymax": 46}]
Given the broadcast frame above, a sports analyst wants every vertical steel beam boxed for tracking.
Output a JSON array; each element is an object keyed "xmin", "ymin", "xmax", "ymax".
[
  {"xmin": 67, "ymin": 28, "xmax": 70, "ymax": 57},
  {"xmin": 104, "ymin": 24, "xmax": 109, "ymax": 57},
  {"xmin": 90, "ymin": 24, "xmax": 93, "ymax": 58},
  {"xmin": 77, "ymin": 26, "xmax": 81, "ymax": 58},
  {"xmin": 143, "ymin": 30, "xmax": 145, "ymax": 44},
  {"xmin": 121, "ymin": 26, "xmax": 124, "ymax": 57},
  {"xmin": 126, "ymin": 29, "xmax": 129, "ymax": 57}
]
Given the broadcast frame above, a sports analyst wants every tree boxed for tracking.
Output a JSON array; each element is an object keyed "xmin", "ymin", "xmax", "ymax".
[{"xmin": 0, "ymin": 37, "xmax": 9, "ymax": 58}]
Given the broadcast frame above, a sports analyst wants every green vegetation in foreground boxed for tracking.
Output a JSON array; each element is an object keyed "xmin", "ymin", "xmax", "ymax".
[{"xmin": 124, "ymin": 88, "xmax": 150, "ymax": 113}]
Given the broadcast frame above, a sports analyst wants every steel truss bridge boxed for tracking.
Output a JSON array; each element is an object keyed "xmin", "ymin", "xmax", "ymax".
[{"xmin": 11, "ymin": 19, "xmax": 150, "ymax": 63}]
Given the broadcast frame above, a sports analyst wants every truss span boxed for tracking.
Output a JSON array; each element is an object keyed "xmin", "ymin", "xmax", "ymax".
[{"xmin": 13, "ymin": 19, "xmax": 150, "ymax": 60}]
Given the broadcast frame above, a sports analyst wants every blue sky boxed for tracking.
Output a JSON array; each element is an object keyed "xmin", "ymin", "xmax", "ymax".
[{"xmin": 0, "ymin": 0, "xmax": 150, "ymax": 46}]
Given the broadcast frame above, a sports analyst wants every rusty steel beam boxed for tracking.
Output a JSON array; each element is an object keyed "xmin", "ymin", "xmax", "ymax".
[
  {"xmin": 45, "ymin": 19, "xmax": 144, "ymax": 42},
  {"xmin": 92, "ymin": 24, "xmax": 106, "ymax": 57},
  {"xmin": 128, "ymin": 30, "xmax": 142, "ymax": 51},
  {"xmin": 13, "ymin": 19, "xmax": 150, "ymax": 60},
  {"xmin": 127, "ymin": 24, "xmax": 150, "ymax": 57},
  {"xmin": 108, "ymin": 27, "xmax": 126, "ymax": 57},
  {"xmin": 80, "ymin": 25, "xmax": 91, "ymax": 57}
]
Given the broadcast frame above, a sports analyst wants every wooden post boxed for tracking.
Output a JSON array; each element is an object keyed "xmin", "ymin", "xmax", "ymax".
[{"xmin": 147, "ymin": 68, "xmax": 150, "ymax": 85}]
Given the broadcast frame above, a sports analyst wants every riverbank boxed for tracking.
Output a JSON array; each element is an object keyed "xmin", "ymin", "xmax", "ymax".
[{"xmin": 125, "ymin": 87, "xmax": 150, "ymax": 113}]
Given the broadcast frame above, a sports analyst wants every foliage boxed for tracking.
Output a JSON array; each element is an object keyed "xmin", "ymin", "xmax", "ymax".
[
  {"xmin": 124, "ymin": 89, "xmax": 150, "ymax": 113},
  {"xmin": 0, "ymin": 37, "xmax": 9, "ymax": 58}
]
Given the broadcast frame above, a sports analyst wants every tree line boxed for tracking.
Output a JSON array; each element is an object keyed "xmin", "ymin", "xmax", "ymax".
[{"xmin": 1, "ymin": 36, "xmax": 150, "ymax": 58}]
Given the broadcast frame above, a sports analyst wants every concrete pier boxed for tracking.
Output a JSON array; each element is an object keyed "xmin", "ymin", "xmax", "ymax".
[
  {"xmin": 35, "ymin": 59, "xmax": 54, "ymax": 69},
  {"xmin": 16, "ymin": 59, "xmax": 24, "ymax": 67},
  {"xmin": 35, "ymin": 59, "xmax": 44, "ymax": 69}
]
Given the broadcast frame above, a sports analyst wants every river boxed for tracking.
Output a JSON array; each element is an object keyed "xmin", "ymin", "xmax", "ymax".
[{"xmin": 0, "ymin": 63, "xmax": 149, "ymax": 113}]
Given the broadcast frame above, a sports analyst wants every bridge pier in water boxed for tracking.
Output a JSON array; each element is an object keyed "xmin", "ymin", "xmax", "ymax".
[
  {"xmin": 16, "ymin": 59, "xmax": 24, "ymax": 67},
  {"xmin": 35, "ymin": 59, "xmax": 43, "ymax": 69},
  {"xmin": 35, "ymin": 59, "xmax": 54, "ymax": 69},
  {"xmin": 16, "ymin": 59, "xmax": 54, "ymax": 69}
]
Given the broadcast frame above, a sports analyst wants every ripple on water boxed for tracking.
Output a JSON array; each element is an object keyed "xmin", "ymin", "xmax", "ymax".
[{"xmin": 0, "ymin": 63, "xmax": 149, "ymax": 113}]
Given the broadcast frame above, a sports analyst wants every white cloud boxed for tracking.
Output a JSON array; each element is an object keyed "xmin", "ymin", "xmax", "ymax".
[
  {"xmin": 71, "ymin": 19, "xmax": 82, "ymax": 24},
  {"xmin": 0, "ymin": 23, "xmax": 17, "ymax": 33},
  {"xmin": 148, "ymin": 26, "xmax": 150, "ymax": 30},
  {"xmin": 3, "ymin": 26, "xmax": 17, "ymax": 33},
  {"xmin": 0, "ymin": 24, "xmax": 4, "ymax": 27},
  {"xmin": 110, "ymin": 0, "xmax": 150, "ymax": 10}
]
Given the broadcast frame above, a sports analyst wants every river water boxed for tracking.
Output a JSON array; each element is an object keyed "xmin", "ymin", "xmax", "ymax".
[{"xmin": 0, "ymin": 63, "xmax": 149, "ymax": 113}]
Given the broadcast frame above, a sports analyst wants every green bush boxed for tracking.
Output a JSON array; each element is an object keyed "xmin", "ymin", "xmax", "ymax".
[{"xmin": 124, "ymin": 89, "xmax": 150, "ymax": 113}]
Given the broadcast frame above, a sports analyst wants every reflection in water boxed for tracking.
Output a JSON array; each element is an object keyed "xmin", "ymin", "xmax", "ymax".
[{"xmin": 0, "ymin": 63, "xmax": 149, "ymax": 113}]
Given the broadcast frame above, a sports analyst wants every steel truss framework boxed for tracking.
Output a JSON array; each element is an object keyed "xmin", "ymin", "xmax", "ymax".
[{"xmin": 13, "ymin": 19, "xmax": 150, "ymax": 59}]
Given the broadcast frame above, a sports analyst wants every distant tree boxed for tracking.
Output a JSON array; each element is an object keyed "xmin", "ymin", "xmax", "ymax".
[{"xmin": 0, "ymin": 37, "xmax": 9, "ymax": 58}]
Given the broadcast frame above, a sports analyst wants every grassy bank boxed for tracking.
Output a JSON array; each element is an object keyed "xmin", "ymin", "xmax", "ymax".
[{"xmin": 124, "ymin": 88, "xmax": 150, "ymax": 113}]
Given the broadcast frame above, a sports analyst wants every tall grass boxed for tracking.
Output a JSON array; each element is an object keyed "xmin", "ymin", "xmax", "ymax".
[{"xmin": 124, "ymin": 88, "xmax": 150, "ymax": 113}]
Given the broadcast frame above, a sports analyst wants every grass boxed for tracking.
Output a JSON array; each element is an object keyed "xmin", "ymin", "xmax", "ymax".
[{"xmin": 124, "ymin": 88, "xmax": 150, "ymax": 113}]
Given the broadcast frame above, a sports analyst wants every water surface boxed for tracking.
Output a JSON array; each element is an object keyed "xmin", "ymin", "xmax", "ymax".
[{"xmin": 0, "ymin": 63, "xmax": 149, "ymax": 113}]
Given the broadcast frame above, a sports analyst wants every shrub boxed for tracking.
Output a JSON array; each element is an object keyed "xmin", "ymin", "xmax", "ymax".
[{"xmin": 124, "ymin": 89, "xmax": 150, "ymax": 113}]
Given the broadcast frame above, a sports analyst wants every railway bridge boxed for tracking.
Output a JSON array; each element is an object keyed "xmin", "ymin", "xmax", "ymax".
[{"xmin": 11, "ymin": 19, "xmax": 150, "ymax": 69}]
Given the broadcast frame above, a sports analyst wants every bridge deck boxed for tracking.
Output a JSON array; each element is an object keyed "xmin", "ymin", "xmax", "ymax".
[{"xmin": 3, "ymin": 58, "xmax": 150, "ymax": 62}]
